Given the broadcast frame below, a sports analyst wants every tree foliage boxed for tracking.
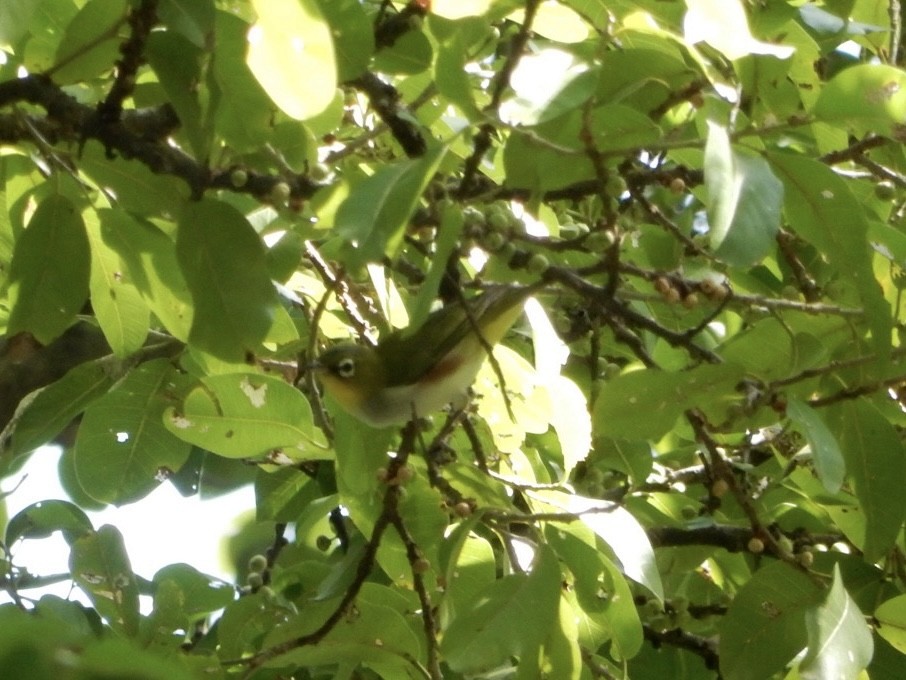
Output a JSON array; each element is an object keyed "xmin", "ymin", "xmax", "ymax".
[{"xmin": 2, "ymin": 0, "xmax": 906, "ymax": 678}]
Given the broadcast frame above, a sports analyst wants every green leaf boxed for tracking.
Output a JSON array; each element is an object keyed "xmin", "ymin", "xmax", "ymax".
[
  {"xmin": 410, "ymin": 200, "xmax": 465, "ymax": 327},
  {"xmin": 527, "ymin": 1, "xmax": 589, "ymax": 43},
  {"xmin": 434, "ymin": 31, "xmax": 481, "ymax": 119},
  {"xmin": 51, "ymin": 0, "xmax": 127, "ymax": 83},
  {"xmin": 146, "ymin": 31, "xmax": 209, "ymax": 158},
  {"xmin": 210, "ymin": 11, "xmax": 274, "ymax": 150},
  {"xmin": 786, "ymin": 399, "xmax": 845, "ymax": 495},
  {"xmin": 433, "ymin": 0, "xmax": 493, "ymax": 19},
  {"xmin": 6, "ymin": 357, "xmax": 115, "ymax": 458},
  {"xmin": 531, "ymin": 490, "xmax": 663, "ymax": 600},
  {"xmin": 335, "ymin": 145, "xmax": 447, "ymax": 267},
  {"xmin": 704, "ymin": 121, "xmax": 783, "ymax": 266},
  {"xmin": 265, "ymin": 585, "xmax": 424, "ymax": 674},
  {"xmin": 373, "ymin": 29, "xmax": 433, "ymax": 75},
  {"xmin": 247, "ymin": 0, "xmax": 336, "ymax": 120},
  {"xmin": 799, "ymin": 564, "xmax": 873, "ymax": 680},
  {"xmin": 98, "ymin": 209, "xmax": 192, "ymax": 341},
  {"xmin": 176, "ymin": 199, "xmax": 279, "ymax": 360},
  {"xmin": 69, "ymin": 524, "xmax": 140, "ymax": 636},
  {"xmin": 684, "ymin": 0, "xmax": 795, "ymax": 60},
  {"xmin": 502, "ymin": 60, "xmax": 598, "ymax": 127},
  {"xmin": 545, "ymin": 523, "xmax": 643, "ymax": 658},
  {"xmin": 5, "ymin": 499, "xmax": 93, "ymax": 546},
  {"xmin": 770, "ymin": 153, "xmax": 891, "ymax": 359},
  {"xmin": 814, "ymin": 63, "xmax": 906, "ymax": 137},
  {"xmin": 593, "ymin": 363, "xmax": 745, "ymax": 441},
  {"xmin": 827, "ymin": 399, "xmax": 906, "ymax": 561},
  {"xmin": 218, "ymin": 592, "xmax": 285, "ymax": 659},
  {"xmin": 152, "ymin": 563, "xmax": 234, "ymax": 618},
  {"xmin": 441, "ymin": 527, "xmax": 497, "ymax": 625},
  {"xmin": 876, "ymin": 594, "xmax": 906, "ymax": 654},
  {"xmin": 163, "ymin": 372, "xmax": 328, "ymax": 461},
  {"xmin": 157, "ymin": 0, "xmax": 214, "ymax": 48},
  {"xmin": 441, "ymin": 544, "xmax": 561, "ymax": 674},
  {"xmin": 73, "ymin": 359, "xmax": 192, "ymax": 505},
  {"xmin": 314, "ymin": 0, "xmax": 373, "ymax": 81},
  {"xmin": 80, "ymin": 142, "xmax": 190, "ymax": 217},
  {"xmin": 6, "ymin": 194, "xmax": 89, "ymax": 344},
  {"xmin": 84, "ymin": 208, "xmax": 150, "ymax": 357},
  {"xmin": 0, "ymin": 0, "xmax": 42, "ymax": 48},
  {"xmin": 719, "ymin": 561, "xmax": 825, "ymax": 680},
  {"xmin": 503, "ymin": 105, "xmax": 660, "ymax": 192}
]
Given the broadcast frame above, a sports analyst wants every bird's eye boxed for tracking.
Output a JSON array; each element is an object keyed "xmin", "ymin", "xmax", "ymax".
[{"xmin": 336, "ymin": 357, "xmax": 356, "ymax": 378}]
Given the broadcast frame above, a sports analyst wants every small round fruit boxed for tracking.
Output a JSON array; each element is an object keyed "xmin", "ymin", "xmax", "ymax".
[
  {"xmin": 316, "ymin": 535, "xmax": 332, "ymax": 551},
  {"xmin": 682, "ymin": 292, "xmax": 700, "ymax": 308},
  {"xmin": 526, "ymin": 252, "xmax": 550, "ymax": 275},
  {"xmin": 603, "ymin": 362, "xmax": 621, "ymax": 380},
  {"xmin": 700, "ymin": 277, "xmax": 728, "ymax": 301},
  {"xmin": 654, "ymin": 276, "xmax": 672, "ymax": 295},
  {"xmin": 270, "ymin": 181, "xmax": 291, "ymax": 204},
  {"xmin": 663, "ymin": 287, "xmax": 681, "ymax": 304},
  {"xmin": 247, "ymin": 572, "xmax": 264, "ymax": 589},
  {"xmin": 585, "ymin": 231, "xmax": 616, "ymax": 252},
  {"xmin": 487, "ymin": 210, "xmax": 511, "ymax": 232},
  {"xmin": 230, "ymin": 168, "xmax": 248, "ymax": 188},
  {"xmin": 453, "ymin": 501, "xmax": 472, "ymax": 518},
  {"xmin": 875, "ymin": 180, "xmax": 896, "ymax": 201},
  {"xmin": 747, "ymin": 536, "xmax": 765, "ymax": 554},
  {"xmin": 462, "ymin": 207, "xmax": 485, "ymax": 229},
  {"xmin": 396, "ymin": 465, "xmax": 415, "ymax": 483},
  {"xmin": 496, "ymin": 241, "xmax": 517, "ymax": 261},
  {"xmin": 798, "ymin": 549, "xmax": 815, "ymax": 568},
  {"xmin": 711, "ymin": 478, "xmax": 730, "ymax": 498},
  {"xmin": 606, "ymin": 174, "xmax": 628, "ymax": 197},
  {"xmin": 669, "ymin": 177, "xmax": 686, "ymax": 195},
  {"xmin": 483, "ymin": 231, "xmax": 506, "ymax": 252},
  {"xmin": 376, "ymin": 467, "xmax": 390, "ymax": 482},
  {"xmin": 248, "ymin": 554, "xmax": 268, "ymax": 573},
  {"xmin": 309, "ymin": 162, "xmax": 331, "ymax": 182},
  {"xmin": 413, "ymin": 557, "xmax": 431, "ymax": 574}
]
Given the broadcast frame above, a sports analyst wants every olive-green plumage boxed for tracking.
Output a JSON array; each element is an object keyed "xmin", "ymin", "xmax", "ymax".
[{"xmin": 312, "ymin": 285, "xmax": 536, "ymax": 427}]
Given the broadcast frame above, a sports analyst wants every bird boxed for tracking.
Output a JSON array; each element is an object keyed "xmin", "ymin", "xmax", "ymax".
[{"xmin": 310, "ymin": 284, "xmax": 538, "ymax": 427}]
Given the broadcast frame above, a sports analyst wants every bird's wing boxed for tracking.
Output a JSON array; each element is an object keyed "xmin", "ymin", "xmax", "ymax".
[{"xmin": 376, "ymin": 285, "xmax": 534, "ymax": 387}]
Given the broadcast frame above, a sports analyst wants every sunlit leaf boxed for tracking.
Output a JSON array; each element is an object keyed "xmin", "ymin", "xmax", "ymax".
[
  {"xmin": 684, "ymin": 0, "xmax": 795, "ymax": 60},
  {"xmin": 335, "ymin": 145, "xmax": 447, "ymax": 267},
  {"xmin": 876, "ymin": 594, "xmax": 906, "ymax": 654},
  {"xmin": 530, "ymin": 490, "xmax": 663, "ymax": 600},
  {"xmin": 814, "ymin": 63, "xmax": 906, "ymax": 137},
  {"xmin": 247, "ymin": 0, "xmax": 336, "ymax": 120},
  {"xmin": 593, "ymin": 363, "xmax": 745, "ymax": 441},
  {"xmin": 73, "ymin": 359, "xmax": 192, "ymax": 505},
  {"xmin": 6, "ymin": 194, "xmax": 89, "ymax": 344},
  {"xmin": 83, "ymin": 208, "xmax": 150, "ymax": 357},
  {"xmin": 719, "ymin": 561, "xmax": 824, "ymax": 680},
  {"xmin": 827, "ymin": 399, "xmax": 906, "ymax": 561},
  {"xmin": 69, "ymin": 525, "xmax": 140, "ymax": 636},
  {"xmin": 786, "ymin": 399, "xmax": 845, "ymax": 495},
  {"xmin": 163, "ymin": 372, "xmax": 327, "ymax": 461},
  {"xmin": 441, "ymin": 544, "xmax": 561, "ymax": 673},
  {"xmin": 176, "ymin": 199, "xmax": 279, "ymax": 360},
  {"xmin": 799, "ymin": 565, "xmax": 872, "ymax": 680},
  {"xmin": 704, "ymin": 121, "xmax": 783, "ymax": 266}
]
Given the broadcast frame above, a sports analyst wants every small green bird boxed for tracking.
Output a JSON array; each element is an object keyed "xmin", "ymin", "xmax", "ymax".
[{"xmin": 311, "ymin": 285, "xmax": 536, "ymax": 427}]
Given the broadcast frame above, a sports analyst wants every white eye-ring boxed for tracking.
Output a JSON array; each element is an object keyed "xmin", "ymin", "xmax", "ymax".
[{"xmin": 336, "ymin": 357, "xmax": 356, "ymax": 378}]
